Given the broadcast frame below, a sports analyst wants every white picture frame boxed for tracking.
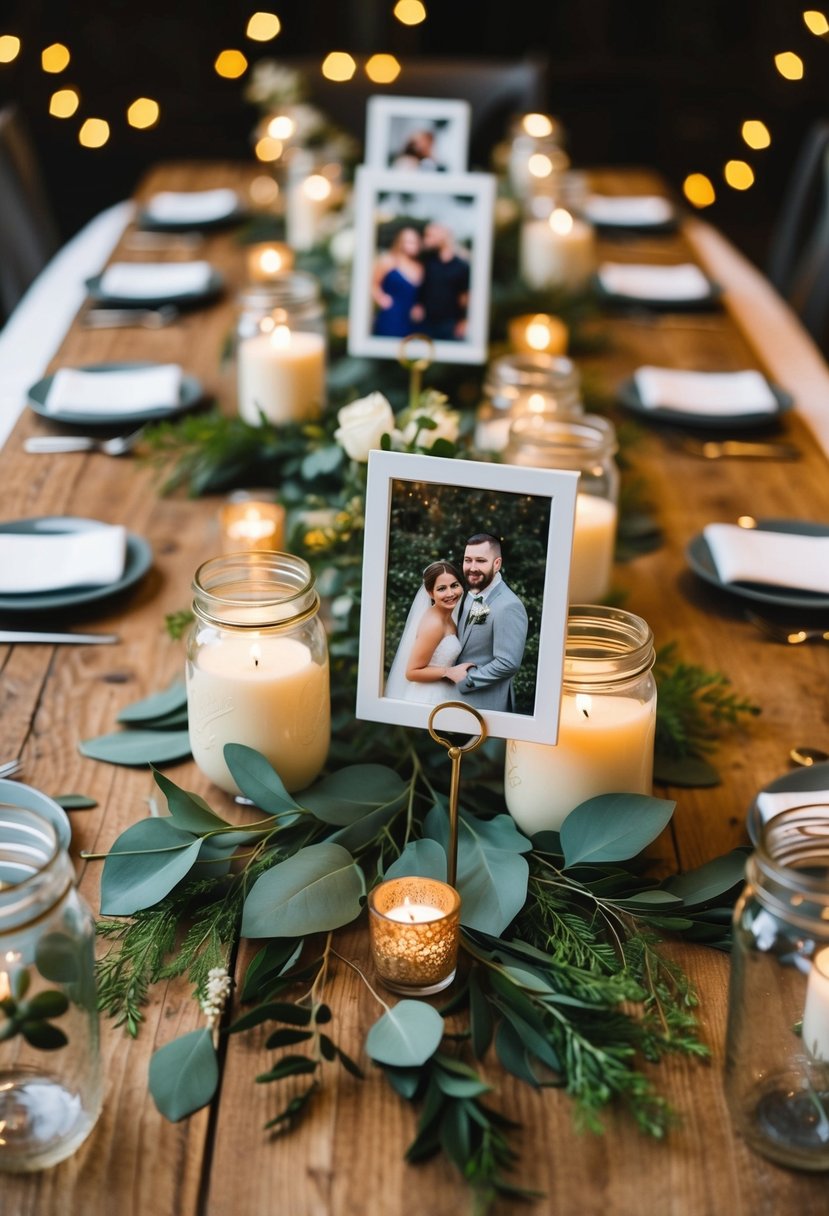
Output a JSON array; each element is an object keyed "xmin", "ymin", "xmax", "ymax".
[
  {"xmin": 348, "ymin": 166, "xmax": 496, "ymax": 366},
  {"xmin": 365, "ymin": 95, "xmax": 471, "ymax": 173},
  {"xmin": 356, "ymin": 450, "xmax": 578, "ymax": 745}
]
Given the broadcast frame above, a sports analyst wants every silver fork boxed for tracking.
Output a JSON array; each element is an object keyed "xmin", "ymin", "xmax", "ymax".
[
  {"xmin": 24, "ymin": 427, "xmax": 146, "ymax": 456},
  {"xmin": 81, "ymin": 304, "xmax": 180, "ymax": 329},
  {"xmin": 0, "ymin": 759, "xmax": 22, "ymax": 779}
]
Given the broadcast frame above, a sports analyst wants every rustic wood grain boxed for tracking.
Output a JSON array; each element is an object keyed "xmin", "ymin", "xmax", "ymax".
[{"xmin": 1, "ymin": 163, "xmax": 828, "ymax": 1216}]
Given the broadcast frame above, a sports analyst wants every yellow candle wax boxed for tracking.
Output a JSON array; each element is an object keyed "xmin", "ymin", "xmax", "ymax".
[
  {"xmin": 570, "ymin": 493, "xmax": 618, "ymax": 602},
  {"xmin": 237, "ymin": 323, "xmax": 326, "ymax": 425}
]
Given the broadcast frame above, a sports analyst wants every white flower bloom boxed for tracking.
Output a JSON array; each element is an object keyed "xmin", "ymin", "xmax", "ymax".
[
  {"xmin": 398, "ymin": 392, "xmax": 461, "ymax": 449},
  {"xmin": 329, "ymin": 225, "xmax": 355, "ymax": 267},
  {"xmin": 334, "ymin": 392, "xmax": 395, "ymax": 462},
  {"xmin": 200, "ymin": 966, "xmax": 232, "ymax": 1030}
]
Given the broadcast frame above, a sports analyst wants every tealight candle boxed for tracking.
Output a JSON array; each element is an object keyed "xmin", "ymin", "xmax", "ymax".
[
  {"xmin": 508, "ymin": 313, "xmax": 569, "ymax": 357},
  {"xmin": 286, "ymin": 173, "xmax": 333, "ymax": 252},
  {"xmin": 368, "ymin": 877, "xmax": 461, "ymax": 995},
  {"xmin": 519, "ymin": 207, "xmax": 596, "ymax": 293},
  {"xmin": 802, "ymin": 947, "xmax": 829, "ymax": 1062},
  {"xmin": 505, "ymin": 606, "xmax": 656, "ymax": 833},
  {"xmin": 237, "ymin": 322, "xmax": 326, "ymax": 425},
  {"xmin": 246, "ymin": 242, "xmax": 295, "ymax": 283},
  {"xmin": 219, "ymin": 500, "xmax": 286, "ymax": 554}
]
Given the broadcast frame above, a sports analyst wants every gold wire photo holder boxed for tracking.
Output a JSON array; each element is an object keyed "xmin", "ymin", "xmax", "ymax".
[
  {"xmin": 427, "ymin": 700, "xmax": 488, "ymax": 888},
  {"xmin": 397, "ymin": 333, "xmax": 435, "ymax": 409}
]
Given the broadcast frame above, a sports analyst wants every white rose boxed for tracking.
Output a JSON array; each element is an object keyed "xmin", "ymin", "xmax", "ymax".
[
  {"xmin": 334, "ymin": 392, "xmax": 395, "ymax": 462},
  {"xmin": 398, "ymin": 396, "xmax": 461, "ymax": 448},
  {"xmin": 329, "ymin": 225, "xmax": 355, "ymax": 267}
]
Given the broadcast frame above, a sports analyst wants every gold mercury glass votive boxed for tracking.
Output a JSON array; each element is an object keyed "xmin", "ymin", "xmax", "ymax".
[{"xmin": 368, "ymin": 877, "xmax": 461, "ymax": 996}]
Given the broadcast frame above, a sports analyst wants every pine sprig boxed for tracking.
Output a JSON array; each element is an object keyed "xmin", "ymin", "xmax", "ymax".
[{"xmin": 654, "ymin": 641, "xmax": 760, "ymax": 760}]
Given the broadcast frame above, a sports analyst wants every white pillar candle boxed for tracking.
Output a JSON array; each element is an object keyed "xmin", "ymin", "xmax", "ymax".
[
  {"xmin": 505, "ymin": 691, "xmax": 656, "ymax": 834},
  {"xmin": 570, "ymin": 493, "xmax": 618, "ymax": 602},
  {"xmin": 186, "ymin": 632, "xmax": 330, "ymax": 795},
  {"xmin": 285, "ymin": 173, "xmax": 333, "ymax": 252},
  {"xmin": 520, "ymin": 208, "xmax": 596, "ymax": 293},
  {"xmin": 385, "ymin": 900, "xmax": 444, "ymax": 924},
  {"xmin": 802, "ymin": 947, "xmax": 829, "ymax": 1062},
  {"xmin": 237, "ymin": 323, "xmax": 325, "ymax": 425}
]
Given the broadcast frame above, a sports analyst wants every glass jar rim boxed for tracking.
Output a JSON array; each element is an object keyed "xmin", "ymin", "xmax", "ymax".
[
  {"xmin": 487, "ymin": 352, "xmax": 579, "ymax": 387},
  {"xmin": 563, "ymin": 604, "xmax": 655, "ymax": 687},
  {"xmin": 0, "ymin": 808, "xmax": 70, "ymax": 931},
  {"xmin": 507, "ymin": 412, "xmax": 617, "ymax": 460},
  {"xmin": 236, "ymin": 270, "xmax": 322, "ymax": 310},
  {"xmin": 192, "ymin": 552, "xmax": 319, "ymax": 629},
  {"xmin": 751, "ymin": 807, "xmax": 829, "ymax": 925}
]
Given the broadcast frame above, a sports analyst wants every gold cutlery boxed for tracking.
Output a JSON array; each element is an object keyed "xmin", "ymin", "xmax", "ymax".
[
  {"xmin": 745, "ymin": 610, "xmax": 829, "ymax": 645},
  {"xmin": 790, "ymin": 746, "xmax": 829, "ymax": 766},
  {"xmin": 681, "ymin": 438, "xmax": 801, "ymax": 460}
]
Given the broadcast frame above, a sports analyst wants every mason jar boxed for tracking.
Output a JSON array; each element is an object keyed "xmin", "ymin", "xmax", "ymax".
[
  {"xmin": 504, "ymin": 412, "xmax": 619, "ymax": 602},
  {"xmin": 725, "ymin": 807, "xmax": 829, "ymax": 1170},
  {"xmin": 0, "ymin": 806, "xmax": 102, "ymax": 1172},
  {"xmin": 235, "ymin": 272, "xmax": 327, "ymax": 427},
  {"xmin": 474, "ymin": 352, "xmax": 583, "ymax": 454},
  {"xmin": 185, "ymin": 552, "xmax": 330, "ymax": 795},
  {"xmin": 505, "ymin": 605, "xmax": 656, "ymax": 835}
]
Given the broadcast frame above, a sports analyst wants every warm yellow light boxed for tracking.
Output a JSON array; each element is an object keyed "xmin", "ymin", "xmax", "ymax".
[
  {"xmin": 41, "ymin": 42, "xmax": 70, "ymax": 73},
  {"xmin": 127, "ymin": 97, "xmax": 160, "ymax": 130},
  {"xmin": 267, "ymin": 113, "xmax": 295, "ymax": 139},
  {"xmin": 249, "ymin": 174, "xmax": 280, "ymax": 205},
  {"xmin": 365, "ymin": 54, "xmax": 401, "ymax": 83},
  {"xmin": 303, "ymin": 174, "xmax": 332, "ymax": 202},
  {"xmin": 741, "ymin": 119, "xmax": 770, "ymax": 150},
  {"xmin": 522, "ymin": 112, "xmax": 553, "ymax": 138},
  {"xmin": 549, "ymin": 208, "xmax": 574, "ymax": 235},
  {"xmin": 394, "ymin": 0, "xmax": 426, "ymax": 24},
  {"xmin": 79, "ymin": 118, "xmax": 110, "ymax": 149},
  {"xmin": 0, "ymin": 35, "xmax": 21, "ymax": 63},
  {"xmin": 724, "ymin": 160, "xmax": 755, "ymax": 190},
  {"xmin": 526, "ymin": 322, "xmax": 553, "ymax": 352},
  {"xmin": 682, "ymin": 173, "xmax": 716, "ymax": 208},
  {"xmin": 254, "ymin": 135, "xmax": 283, "ymax": 162},
  {"xmin": 774, "ymin": 51, "xmax": 804, "ymax": 79},
  {"xmin": 321, "ymin": 51, "xmax": 356, "ymax": 81},
  {"xmin": 214, "ymin": 49, "xmax": 248, "ymax": 79},
  {"xmin": 48, "ymin": 87, "xmax": 79, "ymax": 118},
  {"xmin": 246, "ymin": 11, "xmax": 281, "ymax": 41},
  {"xmin": 803, "ymin": 9, "xmax": 829, "ymax": 34},
  {"xmin": 528, "ymin": 152, "xmax": 553, "ymax": 179}
]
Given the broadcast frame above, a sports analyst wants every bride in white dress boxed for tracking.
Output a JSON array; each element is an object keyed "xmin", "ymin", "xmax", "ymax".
[{"xmin": 385, "ymin": 561, "xmax": 475, "ymax": 704}]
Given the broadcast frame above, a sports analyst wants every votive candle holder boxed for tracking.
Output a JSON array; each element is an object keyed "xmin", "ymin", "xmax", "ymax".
[{"xmin": 368, "ymin": 877, "xmax": 461, "ymax": 996}]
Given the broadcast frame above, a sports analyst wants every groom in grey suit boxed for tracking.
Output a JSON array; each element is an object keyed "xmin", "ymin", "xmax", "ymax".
[{"xmin": 446, "ymin": 533, "xmax": 528, "ymax": 711}]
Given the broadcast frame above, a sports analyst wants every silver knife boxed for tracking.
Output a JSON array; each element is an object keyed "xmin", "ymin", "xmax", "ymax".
[{"xmin": 0, "ymin": 631, "xmax": 120, "ymax": 645}]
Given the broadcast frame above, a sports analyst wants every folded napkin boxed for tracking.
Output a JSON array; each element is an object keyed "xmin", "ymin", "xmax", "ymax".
[
  {"xmin": 0, "ymin": 525, "xmax": 127, "ymax": 593},
  {"xmin": 703, "ymin": 523, "xmax": 829, "ymax": 593},
  {"xmin": 598, "ymin": 262, "xmax": 712, "ymax": 301},
  {"xmin": 583, "ymin": 195, "xmax": 674, "ymax": 227},
  {"xmin": 98, "ymin": 261, "xmax": 213, "ymax": 300},
  {"xmin": 754, "ymin": 788, "xmax": 829, "ymax": 828},
  {"xmin": 45, "ymin": 364, "xmax": 183, "ymax": 416},
  {"xmin": 144, "ymin": 188, "xmax": 239, "ymax": 224},
  {"xmin": 633, "ymin": 367, "xmax": 778, "ymax": 415}
]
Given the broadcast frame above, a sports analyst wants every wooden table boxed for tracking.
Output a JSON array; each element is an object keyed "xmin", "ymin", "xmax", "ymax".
[{"xmin": 2, "ymin": 163, "xmax": 829, "ymax": 1216}]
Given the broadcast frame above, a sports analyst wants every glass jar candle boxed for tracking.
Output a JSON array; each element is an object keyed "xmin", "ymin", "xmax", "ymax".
[
  {"xmin": 725, "ymin": 807, "xmax": 829, "ymax": 1171},
  {"xmin": 505, "ymin": 605, "xmax": 656, "ymax": 834},
  {"xmin": 504, "ymin": 412, "xmax": 618, "ymax": 603},
  {"xmin": 474, "ymin": 352, "xmax": 583, "ymax": 453},
  {"xmin": 185, "ymin": 553, "xmax": 330, "ymax": 795},
  {"xmin": 236, "ymin": 272, "xmax": 327, "ymax": 427},
  {"xmin": 0, "ymin": 807, "xmax": 102, "ymax": 1172},
  {"xmin": 519, "ymin": 204, "xmax": 597, "ymax": 293},
  {"xmin": 368, "ymin": 877, "xmax": 461, "ymax": 996}
]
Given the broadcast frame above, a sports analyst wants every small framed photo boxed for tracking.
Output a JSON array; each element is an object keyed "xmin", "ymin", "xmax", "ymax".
[
  {"xmin": 348, "ymin": 166, "xmax": 496, "ymax": 366},
  {"xmin": 356, "ymin": 450, "xmax": 579, "ymax": 745},
  {"xmin": 365, "ymin": 95, "xmax": 471, "ymax": 173}
]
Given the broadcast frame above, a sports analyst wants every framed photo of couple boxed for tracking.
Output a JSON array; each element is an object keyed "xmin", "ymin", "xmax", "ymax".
[
  {"xmin": 347, "ymin": 165, "xmax": 496, "ymax": 366},
  {"xmin": 356, "ymin": 450, "xmax": 579, "ymax": 745},
  {"xmin": 364, "ymin": 96, "xmax": 472, "ymax": 173}
]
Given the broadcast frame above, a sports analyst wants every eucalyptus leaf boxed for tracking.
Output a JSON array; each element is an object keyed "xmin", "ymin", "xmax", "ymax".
[
  {"xmin": 494, "ymin": 1020, "xmax": 541, "ymax": 1088},
  {"xmin": 117, "ymin": 678, "xmax": 188, "ymax": 724},
  {"xmin": 79, "ymin": 728, "xmax": 192, "ymax": 767},
  {"xmin": 299, "ymin": 765, "xmax": 406, "ymax": 825},
  {"xmin": 53, "ymin": 794, "xmax": 98, "ymax": 810},
  {"xmin": 21, "ymin": 1022, "xmax": 68, "ymax": 1050},
  {"xmin": 610, "ymin": 890, "xmax": 684, "ymax": 909},
  {"xmin": 242, "ymin": 939, "xmax": 304, "ymax": 1001},
  {"xmin": 425, "ymin": 805, "xmax": 529, "ymax": 936},
  {"xmin": 385, "ymin": 839, "xmax": 447, "ymax": 882},
  {"xmin": 301, "ymin": 445, "xmax": 344, "ymax": 480},
  {"xmin": 662, "ymin": 849, "xmax": 749, "ymax": 907},
  {"xmin": 560, "ymin": 793, "xmax": 676, "ymax": 867},
  {"xmin": 152, "ymin": 768, "xmax": 229, "ymax": 834},
  {"xmin": 241, "ymin": 842, "xmax": 364, "ymax": 938},
  {"xmin": 653, "ymin": 754, "xmax": 721, "ymax": 787},
  {"xmin": 327, "ymin": 799, "xmax": 403, "ymax": 853},
  {"xmin": 25, "ymin": 990, "xmax": 69, "ymax": 1019},
  {"xmin": 100, "ymin": 818, "xmax": 202, "ymax": 915},
  {"xmin": 383, "ymin": 1065, "xmax": 421, "ymax": 1100},
  {"xmin": 223, "ymin": 744, "xmax": 301, "ymax": 819},
  {"xmin": 257, "ymin": 1055, "xmax": 318, "ymax": 1083},
  {"xmin": 365, "ymin": 1001, "xmax": 444, "ymax": 1068},
  {"xmin": 148, "ymin": 1028, "xmax": 218, "ymax": 1121},
  {"xmin": 35, "ymin": 933, "xmax": 80, "ymax": 984},
  {"xmin": 469, "ymin": 969, "xmax": 493, "ymax": 1059}
]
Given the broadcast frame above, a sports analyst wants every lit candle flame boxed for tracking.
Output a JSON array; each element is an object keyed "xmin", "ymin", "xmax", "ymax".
[
  {"xmin": 259, "ymin": 248, "xmax": 283, "ymax": 275},
  {"xmin": 402, "ymin": 895, "xmax": 416, "ymax": 922},
  {"xmin": 549, "ymin": 208, "xmax": 574, "ymax": 235},
  {"xmin": 267, "ymin": 114, "xmax": 295, "ymax": 140},
  {"xmin": 270, "ymin": 324, "xmax": 291, "ymax": 349},
  {"xmin": 526, "ymin": 318, "xmax": 552, "ymax": 350},
  {"xmin": 303, "ymin": 174, "xmax": 332, "ymax": 202},
  {"xmin": 528, "ymin": 152, "xmax": 553, "ymax": 179},
  {"xmin": 527, "ymin": 392, "xmax": 546, "ymax": 414},
  {"xmin": 522, "ymin": 112, "xmax": 553, "ymax": 138},
  {"xmin": 251, "ymin": 641, "xmax": 262, "ymax": 669},
  {"xmin": 576, "ymin": 693, "xmax": 591, "ymax": 719}
]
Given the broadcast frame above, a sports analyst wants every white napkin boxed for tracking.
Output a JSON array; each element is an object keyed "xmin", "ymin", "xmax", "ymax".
[
  {"xmin": 98, "ymin": 261, "xmax": 213, "ymax": 299},
  {"xmin": 584, "ymin": 195, "xmax": 674, "ymax": 227},
  {"xmin": 703, "ymin": 523, "xmax": 829, "ymax": 593},
  {"xmin": 633, "ymin": 367, "xmax": 777, "ymax": 415},
  {"xmin": 754, "ymin": 789, "xmax": 829, "ymax": 828},
  {"xmin": 144, "ymin": 188, "xmax": 239, "ymax": 224},
  {"xmin": 598, "ymin": 262, "xmax": 712, "ymax": 301},
  {"xmin": 0, "ymin": 525, "xmax": 127, "ymax": 593},
  {"xmin": 45, "ymin": 364, "xmax": 183, "ymax": 416}
]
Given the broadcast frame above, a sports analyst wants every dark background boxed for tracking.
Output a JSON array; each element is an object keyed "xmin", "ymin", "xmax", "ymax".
[{"xmin": 0, "ymin": 0, "xmax": 826, "ymax": 266}]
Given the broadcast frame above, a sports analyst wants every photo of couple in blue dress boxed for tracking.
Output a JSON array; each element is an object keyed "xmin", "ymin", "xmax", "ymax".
[{"xmin": 371, "ymin": 215, "xmax": 471, "ymax": 343}]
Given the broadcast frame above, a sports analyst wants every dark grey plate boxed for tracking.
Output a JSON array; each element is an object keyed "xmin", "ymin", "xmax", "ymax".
[
  {"xmin": 137, "ymin": 205, "xmax": 246, "ymax": 233},
  {"xmin": 0, "ymin": 516, "xmax": 152, "ymax": 612},
  {"xmin": 617, "ymin": 375, "xmax": 794, "ymax": 430},
  {"xmin": 686, "ymin": 519, "xmax": 829, "ymax": 610},
  {"xmin": 84, "ymin": 267, "xmax": 224, "ymax": 308},
  {"xmin": 593, "ymin": 273, "xmax": 722, "ymax": 311},
  {"xmin": 27, "ymin": 361, "xmax": 205, "ymax": 427}
]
